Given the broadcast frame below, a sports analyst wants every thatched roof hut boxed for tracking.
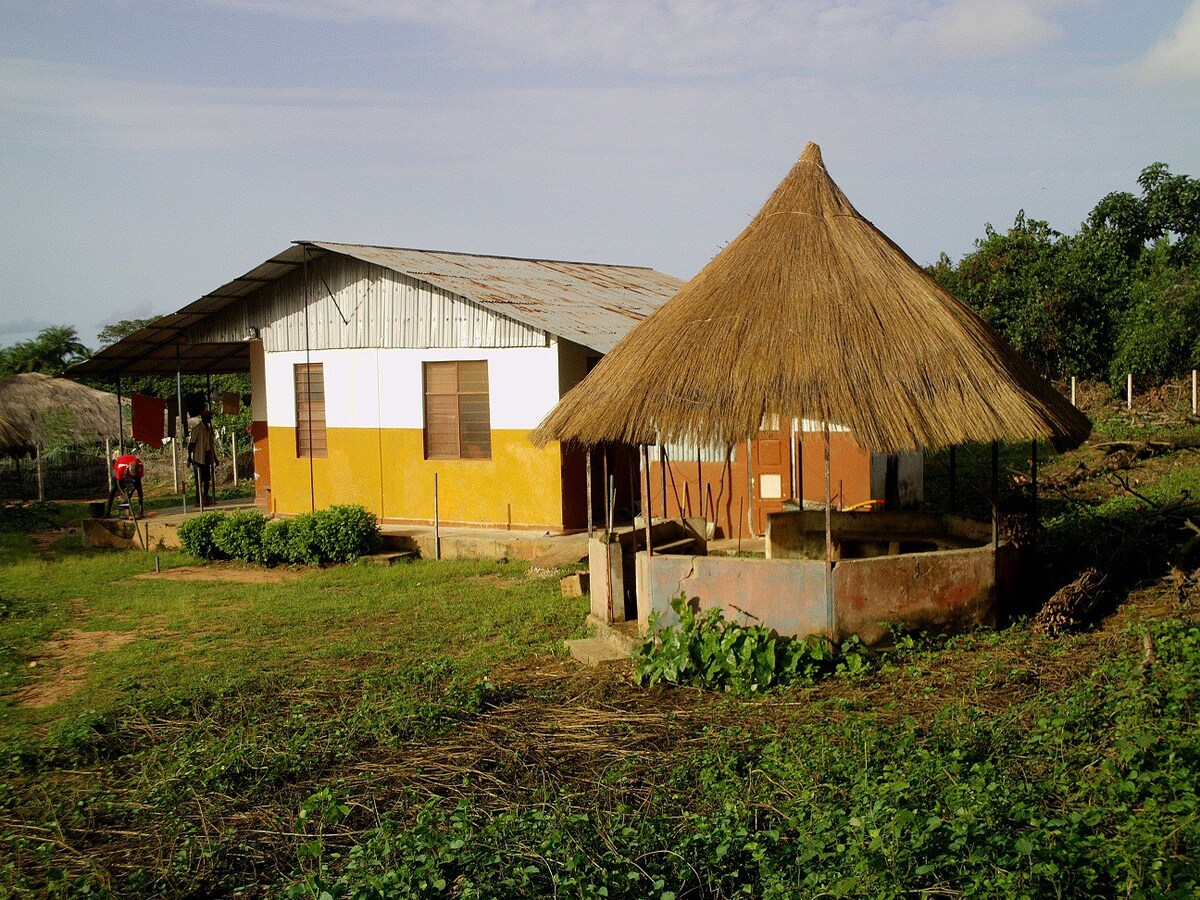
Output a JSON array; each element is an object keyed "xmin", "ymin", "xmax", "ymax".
[
  {"xmin": 0, "ymin": 373, "xmax": 124, "ymax": 456},
  {"xmin": 534, "ymin": 142, "xmax": 1090, "ymax": 454}
]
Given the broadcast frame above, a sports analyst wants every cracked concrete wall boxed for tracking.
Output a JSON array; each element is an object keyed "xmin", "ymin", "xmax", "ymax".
[{"xmin": 636, "ymin": 553, "xmax": 830, "ymax": 638}]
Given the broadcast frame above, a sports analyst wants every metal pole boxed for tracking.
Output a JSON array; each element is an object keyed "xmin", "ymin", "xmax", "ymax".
[
  {"xmin": 433, "ymin": 472, "xmax": 441, "ymax": 560},
  {"xmin": 116, "ymin": 375, "xmax": 125, "ymax": 455},
  {"xmin": 171, "ymin": 435, "xmax": 179, "ymax": 494},
  {"xmin": 796, "ymin": 421, "xmax": 804, "ymax": 506},
  {"xmin": 823, "ymin": 421, "xmax": 834, "ymax": 641}
]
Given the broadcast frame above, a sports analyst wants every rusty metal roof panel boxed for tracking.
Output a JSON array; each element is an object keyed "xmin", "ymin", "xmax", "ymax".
[{"xmin": 308, "ymin": 242, "xmax": 683, "ymax": 353}]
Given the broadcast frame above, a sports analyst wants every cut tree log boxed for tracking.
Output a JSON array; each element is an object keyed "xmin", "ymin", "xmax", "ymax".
[{"xmin": 1035, "ymin": 568, "xmax": 1111, "ymax": 637}]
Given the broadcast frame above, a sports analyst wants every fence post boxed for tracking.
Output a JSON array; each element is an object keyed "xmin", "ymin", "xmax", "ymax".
[
  {"xmin": 1127, "ymin": 373, "xmax": 1133, "ymax": 410},
  {"xmin": 1070, "ymin": 376, "xmax": 1077, "ymax": 407}
]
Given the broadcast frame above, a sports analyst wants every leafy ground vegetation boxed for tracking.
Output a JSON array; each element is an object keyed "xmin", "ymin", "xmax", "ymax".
[{"xmin": 2, "ymin": 399, "xmax": 1199, "ymax": 897}]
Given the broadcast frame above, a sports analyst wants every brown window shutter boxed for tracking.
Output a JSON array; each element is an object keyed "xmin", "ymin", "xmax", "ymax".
[
  {"xmin": 295, "ymin": 363, "xmax": 328, "ymax": 458},
  {"xmin": 424, "ymin": 360, "xmax": 491, "ymax": 460}
]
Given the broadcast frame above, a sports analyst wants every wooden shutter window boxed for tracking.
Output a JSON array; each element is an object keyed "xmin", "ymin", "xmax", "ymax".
[
  {"xmin": 424, "ymin": 361, "xmax": 491, "ymax": 460},
  {"xmin": 295, "ymin": 363, "xmax": 327, "ymax": 458}
]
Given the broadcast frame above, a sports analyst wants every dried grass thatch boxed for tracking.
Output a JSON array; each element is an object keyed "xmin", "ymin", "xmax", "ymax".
[
  {"xmin": 534, "ymin": 142, "xmax": 1091, "ymax": 453},
  {"xmin": 0, "ymin": 373, "xmax": 123, "ymax": 455}
]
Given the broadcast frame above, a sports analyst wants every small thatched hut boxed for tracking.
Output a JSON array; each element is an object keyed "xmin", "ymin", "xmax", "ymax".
[
  {"xmin": 0, "ymin": 373, "xmax": 124, "ymax": 456},
  {"xmin": 534, "ymin": 142, "xmax": 1090, "ymax": 455}
]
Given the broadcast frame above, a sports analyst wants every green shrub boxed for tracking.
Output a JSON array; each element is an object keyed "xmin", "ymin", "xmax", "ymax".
[
  {"xmin": 633, "ymin": 595, "xmax": 868, "ymax": 692},
  {"xmin": 261, "ymin": 517, "xmax": 295, "ymax": 567},
  {"xmin": 309, "ymin": 505, "xmax": 379, "ymax": 563},
  {"xmin": 213, "ymin": 510, "xmax": 269, "ymax": 563},
  {"xmin": 177, "ymin": 511, "xmax": 227, "ymax": 560}
]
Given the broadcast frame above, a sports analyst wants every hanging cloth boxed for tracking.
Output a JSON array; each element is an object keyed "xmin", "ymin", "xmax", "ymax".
[{"xmin": 130, "ymin": 394, "xmax": 166, "ymax": 449}]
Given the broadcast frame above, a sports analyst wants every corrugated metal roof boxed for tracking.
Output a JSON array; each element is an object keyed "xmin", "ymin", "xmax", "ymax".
[
  {"xmin": 309, "ymin": 242, "xmax": 682, "ymax": 354},
  {"xmin": 71, "ymin": 243, "xmax": 682, "ymax": 377}
]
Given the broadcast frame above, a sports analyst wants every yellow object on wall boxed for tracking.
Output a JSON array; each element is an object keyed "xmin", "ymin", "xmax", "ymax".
[{"xmin": 267, "ymin": 426, "xmax": 566, "ymax": 529}]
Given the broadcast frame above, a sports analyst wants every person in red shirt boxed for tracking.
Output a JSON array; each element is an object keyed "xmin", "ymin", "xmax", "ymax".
[{"xmin": 106, "ymin": 453, "xmax": 145, "ymax": 518}]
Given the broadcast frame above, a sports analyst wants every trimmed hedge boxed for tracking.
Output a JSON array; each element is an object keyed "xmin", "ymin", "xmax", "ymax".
[
  {"xmin": 178, "ymin": 505, "xmax": 378, "ymax": 566},
  {"xmin": 177, "ymin": 511, "xmax": 227, "ymax": 560}
]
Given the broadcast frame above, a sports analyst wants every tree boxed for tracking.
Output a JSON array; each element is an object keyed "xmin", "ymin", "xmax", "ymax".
[
  {"xmin": 97, "ymin": 317, "xmax": 160, "ymax": 349},
  {"xmin": 0, "ymin": 326, "xmax": 91, "ymax": 377}
]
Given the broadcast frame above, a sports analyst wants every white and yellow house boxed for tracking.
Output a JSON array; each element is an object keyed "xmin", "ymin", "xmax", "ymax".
[{"xmin": 77, "ymin": 241, "xmax": 683, "ymax": 532}]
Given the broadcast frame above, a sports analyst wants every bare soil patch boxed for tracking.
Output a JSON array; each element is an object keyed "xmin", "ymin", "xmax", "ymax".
[
  {"xmin": 13, "ymin": 629, "xmax": 138, "ymax": 709},
  {"xmin": 130, "ymin": 564, "xmax": 300, "ymax": 584}
]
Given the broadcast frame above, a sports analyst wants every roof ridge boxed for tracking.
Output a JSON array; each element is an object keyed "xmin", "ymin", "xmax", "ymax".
[{"xmin": 299, "ymin": 241, "xmax": 657, "ymax": 271}]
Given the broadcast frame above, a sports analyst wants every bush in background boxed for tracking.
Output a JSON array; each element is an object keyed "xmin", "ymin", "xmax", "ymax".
[
  {"xmin": 177, "ymin": 511, "xmax": 227, "ymax": 560},
  {"xmin": 213, "ymin": 509, "xmax": 269, "ymax": 564},
  {"xmin": 180, "ymin": 505, "xmax": 378, "ymax": 567},
  {"xmin": 261, "ymin": 518, "xmax": 295, "ymax": 567}
]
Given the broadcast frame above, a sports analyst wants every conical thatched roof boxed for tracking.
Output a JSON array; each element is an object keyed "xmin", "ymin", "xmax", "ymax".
[
  {"xmin": 534, "ymin": 142, "xmax": 1090, "ymax": 454},
  {"xmin": 0, "ymin": 373, "xmax": 124, "ymax": 455}
]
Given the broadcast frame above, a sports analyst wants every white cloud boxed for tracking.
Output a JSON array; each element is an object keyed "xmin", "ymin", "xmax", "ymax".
[
  {"xmin": 914, "ymin": 1, "xmax": 1062, "ymax": 58},
  {"xmin": 1135, "ymin": 0, "xmax": 1200, "ymax": 82},
  {"xmin": 207, "ymin": 1, "xmax": 1073, "ymax": 75}
]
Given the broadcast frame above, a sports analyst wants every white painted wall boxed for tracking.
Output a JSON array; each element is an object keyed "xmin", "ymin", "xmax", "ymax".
[
  {"xmin": 870, "ymin": 451, "xmax": 925, "ymax": 505},
  {"xmin": 249, "ymin": 340, "xmax": 267, "ymax": 422},
  {"xmin": 264, "ymin": 344, "xmax": 562, "ymax": 432}
]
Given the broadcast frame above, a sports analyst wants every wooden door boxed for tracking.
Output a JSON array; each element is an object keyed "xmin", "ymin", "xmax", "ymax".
[{"xmin": 752, "ymin": 424, "xmax": 791, "ymax": 534}]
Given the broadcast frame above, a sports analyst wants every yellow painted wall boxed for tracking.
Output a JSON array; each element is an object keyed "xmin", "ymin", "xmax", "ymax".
[{"xmin": 267, "ymin": 426, "xmax": 565, "ymax": 529}]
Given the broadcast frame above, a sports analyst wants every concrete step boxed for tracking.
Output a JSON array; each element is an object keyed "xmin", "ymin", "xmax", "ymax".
[
  {"xmin": 361, "ymin": 551, "xmax": 415, "ymax": 566},
  {"xmin": 587, "ymin": 615, "xmax": 642, "ymax": 655},
  {"xmin": 566, "ymin": 637, "xmax": 631, "ymax": 667}
]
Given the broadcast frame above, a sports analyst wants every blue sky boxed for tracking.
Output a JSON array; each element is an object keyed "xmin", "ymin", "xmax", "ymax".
[{"xmin": 2, "ymin": 0, "xmax": 1198, "ymax": 349}]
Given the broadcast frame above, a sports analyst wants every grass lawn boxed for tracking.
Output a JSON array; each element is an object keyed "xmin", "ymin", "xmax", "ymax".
[{"xmin": 2, "ymin": 422, "xmax": 1200, "ymax": 898}]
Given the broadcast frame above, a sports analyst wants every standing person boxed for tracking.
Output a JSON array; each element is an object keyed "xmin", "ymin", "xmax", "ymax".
[
  {"xmin": 188, "ymin": 409, "xmax": 220, "ymax": 507},
  {"xmin": 105, "ymin": 452, "xmax": 144, "ymax": 518}
]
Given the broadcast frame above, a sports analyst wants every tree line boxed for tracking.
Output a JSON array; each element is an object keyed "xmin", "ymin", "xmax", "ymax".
[{"xmin": 929, "ymin": 162, "xmax": 1200, "ymax": 390}]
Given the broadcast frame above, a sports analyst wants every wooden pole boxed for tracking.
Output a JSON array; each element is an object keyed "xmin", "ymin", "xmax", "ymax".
[
  {"xmin": 643, "ymin": 445, "xmax": 653, "ymax": 557},
  {"xmin": 746, "ymin": 439, "xmax": 755, "ymax": 537},
  {"xmin": 116, "ymin": 375, "xmax": 125, "ymax": 455},
  {"xmin": 177, "ymin": 345, "xmax": 187, "ymax": 515},
  {"xmin": 1127, "ymin": 373, "xmax": 1133, "ymax": 410},
  {"xmin": 585, "ymin": 448, "xmax": 593, "ymax": 536},
  {"xmin": 948, "ymin": 445, "xmax": 957, "ymax": 511},
  {"xmin": 35, "ymin": 442, "xmax": 44, "ymax": 502},
  {"xmin": 990, "ymin": 440, "xmax": 1000, "ymax": 549},
  {"xmin": 660, "ymin": 444, "xmax": 668, "ymax": 519},
  {"xmin": 823, "ymin": 422, "xmax": 834, "ymax": 641},
  {"xmin": 171, "ymin": 436, "xmax": 179, "ymax": 494},
  {"xmin": 231, "ymin": 431, "xmax": 238, "ymax": 486},
  {"xmin": 1031, "ymin": 440, "xmax": 1039, "ymax": 560},
  {"xmin": 1193, "ymin": 369, "xmax": 1197, "ymax": 416},
  {"xmin": 1070, "ymin": 376, "xmax": 1077, "ymax": 407},
  {"xmin": 105, "ymin": 438, "xmax": 113, "ymax": 494},
  {"xmin": 433, "ymin": 472, "xmax": 441, "ymax": 560}
]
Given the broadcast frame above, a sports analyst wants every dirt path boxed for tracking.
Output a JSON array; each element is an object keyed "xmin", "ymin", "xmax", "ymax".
[
  {"xmin": 13, "ymin": 628, "xmax": 138, "ymax": 709},
  {"xmin": 130, "ymin": 564, "xmax": 300, "ymax": 584}
]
